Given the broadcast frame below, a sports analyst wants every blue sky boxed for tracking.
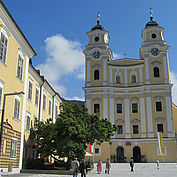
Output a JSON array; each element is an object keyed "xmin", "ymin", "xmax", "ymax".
[{"xmin": 3, "ymin": 0, "xmax": 177, "ymax": 104}]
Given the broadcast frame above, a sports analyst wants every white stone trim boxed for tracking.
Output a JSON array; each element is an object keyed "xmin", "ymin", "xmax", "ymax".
[
  {"xmin": 163, "ymin": 54, "xmax": 169, "ymax": 83},
  {"xmin": 125, "ymin": 93, "xmax": 131, "ymax": 138},
  {"xmin": 146, "ymin": 93, "xmax": 154, "ymax": 137},
  {"xmin": 103, "ymin": 59, "xmax": 107, "ymax": 86},
  {"xmin": 103, "ymin": 91, "xmax": 108, "ymax": 119},
  {"xmin": 86, "ymin": 59, "xmax": 90, "ymax": 86},
  {"xmin": 139, "ymin": 67, "xmax": 143, "ymax": 85},
  {"xmin": 145, "ymin": 55, "xmax": 150, "ymax": 84},
  {"xmin": 108, "ymin": 64, "xmax": 144, "ymax": 70},
  {"xmin": 19, "ymin": 55, "xmax": 29, "ymax": 169},
  {"xmin": 140, "ymin": 93, "xmax": 146, "ymax": 138},
  {"xmin": 165, "ymin": 95, "xmax": 175, "ymax": 137},
  {"xmin": 124, "ymin": 69, "xmax": 128, "ymax": 86},
  {"xmin": 110, "ymin": 68, "xmax": 112, "ymax": 86}
]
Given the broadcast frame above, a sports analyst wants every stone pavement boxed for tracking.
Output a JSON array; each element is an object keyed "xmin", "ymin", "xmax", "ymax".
[{"xmin": 3, "ymin": 163, "xmax": 177, "ymax": 177}]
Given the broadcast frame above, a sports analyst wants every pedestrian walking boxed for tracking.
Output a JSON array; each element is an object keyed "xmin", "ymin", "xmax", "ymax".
[
  {"xmin": 71, "ymin": 158, "xmax": 79, "ymax": 177},
  {"xmin": 156, "ymin": 160, "xmax": 159, "ymax": 169},
  {"xmin": 105, "ymin": 158, "xmax": 111, "ymax": 174},
  {"xmin": 97, "ymin": 160, "xmax": 102, "ymax": 174},
  {"xmin": 130, "ymin": 157, "xmax": 134, "ymax": 172},
  {"xmin": 79, "ymin": 160, "xmax": 87, "ymax": 177}
]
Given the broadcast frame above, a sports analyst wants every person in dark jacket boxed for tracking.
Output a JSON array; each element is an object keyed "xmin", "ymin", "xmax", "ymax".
[
  {"xmin": 130, "ymin": 157, "xmax": 134, "ymax": 172},
  {"xmin": 79, "ymin": 160, "xmax": 87, "ymax": 177}
]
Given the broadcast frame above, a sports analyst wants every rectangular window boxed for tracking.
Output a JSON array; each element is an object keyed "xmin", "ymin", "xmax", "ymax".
[
  {"xmin": 0, "ymin": 32, "xmax": 8, "ymax": 64},
  {"xmin": 17, "ymin": 55, "xmax": 23, "ymax": 81},
  {"xmin": 157, "ymin": 124, "xmax": 163, "ymax": 133},
  {"xmin": 156, "ymin": 102, "xmax": 162, "ymax": 112},
  {"xmin": 132, "ymin": 103, "xmax": 138, "ymax": 113},
  {"xmin": 43, "ymin": 94, "xmax": 46, "ymax": 110},
  {"xmin": 49, "ymin": 100, "xmax": 51, "ymax": 115},
  {"xmin": 95, "ymin": 148, "xmax": 99, "ymax": 154},
  {"xmin": 117, "ymin": 125, "xmax": 123, "ymax": 134},
  {"xmin": 55, "ymin": 105, "xmax": 58, "ymax": 118},
  {"xmin": 14, "ymin": 99, "xmax": 20, "ymax": 119},
  {"xmin": 117, "ymin": 104, "xmax": 122, "ymax": 113},
  {"xmin": 133, "ymin": 125, "xmax": 139, "ymax": 134},
  {"xmin": 11, "ymin": 139, "xmax": 17, "ymax": 158},
  {"xmin": 26, "ymin": 115, "xmax": 30, "ymax": 131},
  {"xmin": 94, "ymin": 104, "xmax": 100, "ymax": 113},
  {"xmin": 28, "ymin": 81, "xmax": 33, "ymax": 101},
  {"xmin": 35, "ymin": 88, "xmax": 39, "ymax": 106},
  {"xmin": 0, "ymin": 87, "xmax": 2, "ymax": 109}
]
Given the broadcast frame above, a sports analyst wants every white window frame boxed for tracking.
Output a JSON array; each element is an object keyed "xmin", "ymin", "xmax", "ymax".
[
  {"xmin": 92, "ymin": 64, "xmax": 100, "ymax": 81},
  {"xmin": 17, "ymin": 50, "xmax": 24, "ymax": 81},
  {"xmin": 49, "ymin": 99, "xmax": 51, "ymax": 116},
  {"xmin": 26, "ymin": 112, "xmax": 31, "ymax": 132},
  {"xmin": 28, "ymin": 80, "xmax": 33, "ymax": 101},
  {"xmin": 35, "ymin": 87, "xmax": 39, "ymax": 106},
  {"xmin": 13, "ymin": 95, "xmax": 21, "ymax": 120},
  {"xmin": 131, "ymin": 97, "xmax": 139, "ymax": 114},
  {"xmin": 10, "ymin": 138, "xmax": 17, "ymax": 158},
  {"xmin": 94, "ymin": 147, "xmax": 101, "ymax": 156},
  {"xmin": 0, "ymin": 25, "xmax": 9, "ymax": 65},
  {"xmin": 130, "ymin": 71, "xmax": 137, "ymax": 83},
  {"xmin": 55, "ymin": 104, "xmax": 58, "ymax": 119},
  {"xmin": 116, "ymin": 98, "xmax": 123, "ymax": 114},
  {"xmin": 93, "ymin": 98, "xmax": 101, "ymax": 114},
  {"xmin": 132, "ymin": 119, "xmax": 140, "ymax": 135},
  {"xmin": 43, "ymin": 93, "xmax": 46, "ymax": 111},
  {"xmin": 155, "ymin": 96, "xmax": 163, "ymax": 112}
]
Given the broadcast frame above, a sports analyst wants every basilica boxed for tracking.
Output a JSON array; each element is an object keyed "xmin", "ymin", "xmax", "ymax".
[{"xmin": 84, "ymin": 11, "xmax": 177, "ymax": 162}]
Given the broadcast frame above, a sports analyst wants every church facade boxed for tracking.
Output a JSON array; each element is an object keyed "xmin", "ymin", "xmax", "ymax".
[{"xmin": 84, "ymin": 12, "xmax": 176, "ymax": 162}]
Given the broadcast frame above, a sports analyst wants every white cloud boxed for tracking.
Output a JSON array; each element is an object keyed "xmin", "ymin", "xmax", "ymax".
[
  {"xmin": 37, "ymin": 34, "xmax": 85, "ymax": 97},
  {"xmin": 170, "ymin": 71, "xmax": 177, "ymax": 105},
  {"xmin": 65, "ymin": 96, "xmax": 85, "ymax": 101},
  {"xmin": 113, "ymin": 52, "xmax": 122, "ymax": 60}
]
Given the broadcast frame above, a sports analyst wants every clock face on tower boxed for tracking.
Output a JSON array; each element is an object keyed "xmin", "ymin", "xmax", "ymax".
[
  {"xmin": 92, "ymin": 51, "xmax": 101, "ymax": 59},
  {"xmin": 151, "ymin": 48, "xmax": 160, "ymax": 56}
]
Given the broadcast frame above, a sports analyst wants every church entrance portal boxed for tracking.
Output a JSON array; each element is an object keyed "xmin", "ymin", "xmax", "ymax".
[
  {"xmin": 133, "ymin": 146, "xmax": 141, "ymax": 162},
  {"xmin": 116, "ymin": 146, "xmax": 124, "ymax": 162}
]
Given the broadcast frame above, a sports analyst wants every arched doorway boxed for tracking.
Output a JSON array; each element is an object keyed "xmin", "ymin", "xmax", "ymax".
[
  {"xmin": 116, "ymin": 146, "xmax": 124, "ymax": 162},
  {"xmin": 133, "ymin": 146, "xmax": 141, "ymax": 162}
]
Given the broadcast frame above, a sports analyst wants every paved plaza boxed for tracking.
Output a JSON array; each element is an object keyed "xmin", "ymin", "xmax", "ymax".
[{"xmin": 2, "ymin": 163, "xmax": 177, "ymax": 177}]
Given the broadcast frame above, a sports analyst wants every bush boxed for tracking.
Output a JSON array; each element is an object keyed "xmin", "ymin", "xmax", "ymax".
[{"xmin": 25, "ymin": 158, "xmax": 44, "ymax": 169}]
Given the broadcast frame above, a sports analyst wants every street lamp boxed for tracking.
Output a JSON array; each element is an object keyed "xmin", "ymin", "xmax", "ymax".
[{"xmin": 0, "ymin": 91, "xmax": 24, "ymax": 156}]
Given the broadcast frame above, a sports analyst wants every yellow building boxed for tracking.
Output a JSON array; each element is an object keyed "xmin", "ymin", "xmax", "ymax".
[
  {"xmin": 0, "ymin": 0, "xmax": 36, "ymax": 173},
  {"xmin": 24, "ymin": 60, "xmax": 62, "ymax": 161},
  {"xmin": 84, "ymin": 12, "xmax": 176, "ymax": 162},
  {"xmin": 0, "ymin": 1, "xmax": 62, "ymax": 173}
]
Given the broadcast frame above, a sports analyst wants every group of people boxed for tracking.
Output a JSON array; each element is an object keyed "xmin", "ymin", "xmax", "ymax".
[
  {"xmin": 71, "ymin": 158, "xmax": 90, "ymax": 177},
  {"xmin": 71, "ymin": 157, "xmax": 135, "ymax": 177},
  {"xmin": 97, "ymin": 159, "xmax": 111, "ymax": 174}
]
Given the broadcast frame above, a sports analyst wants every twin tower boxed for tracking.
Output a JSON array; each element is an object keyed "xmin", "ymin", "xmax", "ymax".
[{"xmin": 83, "ymin": 11, "xmax": 176, "ymax": 162}]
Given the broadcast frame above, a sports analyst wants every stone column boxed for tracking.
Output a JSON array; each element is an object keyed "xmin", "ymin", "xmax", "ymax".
[
  {"xmin": 86, "ymin": 59, "xmax": 90, "ymax": 86},
  {"xmin": 165, "ymin": 91, "xmax": 175, "ymax": 137},
  {"xmin": 145, "ymin": 54, "xmax": 150, "ymax": 84},
  {"xmin": 163, "ymin": 54, "xmax": 169, "ymax": 84},
  {"xmin": 125, "ymin": 93, "xmax": 131, "ymax": 138},
  {"xmin": 140, "ymin": 92, "xmax": 146, "ymax": 138},
  {"xmin": 110, "ymin": 67, "xmax": 113, "ymax": 86},
  {"xmin": 146, "ymin": 91, "xmax": 154, "ymax": 137},
  {"xmin": 103, "ymin": 59, "xmax": 107, "ymax": 86},
  {"xmin": 124, "ymin": 69, "xmax": 128, "ymax": 87},
  {"xmin": 86, "ymin": 92, "xmax": 91, "ymax": 113},
  {"xmin": 103, "ymin": 91, "xmax": 108, "ymax": 119}
]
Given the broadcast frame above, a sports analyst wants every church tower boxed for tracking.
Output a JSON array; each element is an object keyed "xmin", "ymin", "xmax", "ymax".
[{"xmin": 84, "ymin": 10, "xmax": 176, "ymax": 163}]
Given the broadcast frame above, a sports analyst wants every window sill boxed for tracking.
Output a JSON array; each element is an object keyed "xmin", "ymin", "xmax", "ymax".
[
  {"xmin": 16, "ymin": 76, "xmax": 23, "ymax": 83},
  {"xmin": 0, "ymin": 60, "xmax": 7, "ymax": 67},
  {"xmin": 10, "ymin": 157, "xmax": 16, "ymax": 160},
  {"xmin": 13, "ymin": 117, "xmax": 20, "ymax": 122}
]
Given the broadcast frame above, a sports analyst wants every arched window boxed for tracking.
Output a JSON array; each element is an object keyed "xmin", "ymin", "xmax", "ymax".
[
  {"xmin": 94, "ymin": 69, "xmax": 99, "ymax": 80},
  {"xmin": 131, "ymin": 75, "xmax": 136, "ymax": 83},
  {"xmin": 116, "ymin": 75, "xmax": 121, "ymax": 84},
  {"xmin": 154, "ymin": 67, "xmax": 160, "ymax": 77}
]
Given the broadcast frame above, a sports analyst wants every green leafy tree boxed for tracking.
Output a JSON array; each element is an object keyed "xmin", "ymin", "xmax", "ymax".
[{"xmin": 30, "ymin": 102, "xmax": 117, "ymax": 161}]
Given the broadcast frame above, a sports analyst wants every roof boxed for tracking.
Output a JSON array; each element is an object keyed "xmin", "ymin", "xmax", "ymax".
[
  {"xmin": 91, "ymin": 20, "xmax": 104, "ymax": 31},
  {"xmin": 0, "ymin": 0, "xmax": 36, "ymax": 56},
  {"xmin": 108, "ymin": 58, "xmax": 144, "ymax": 67},
  {"xmin": 145, "ymin": 17, "xmax": 160, "ymax": 28}
]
